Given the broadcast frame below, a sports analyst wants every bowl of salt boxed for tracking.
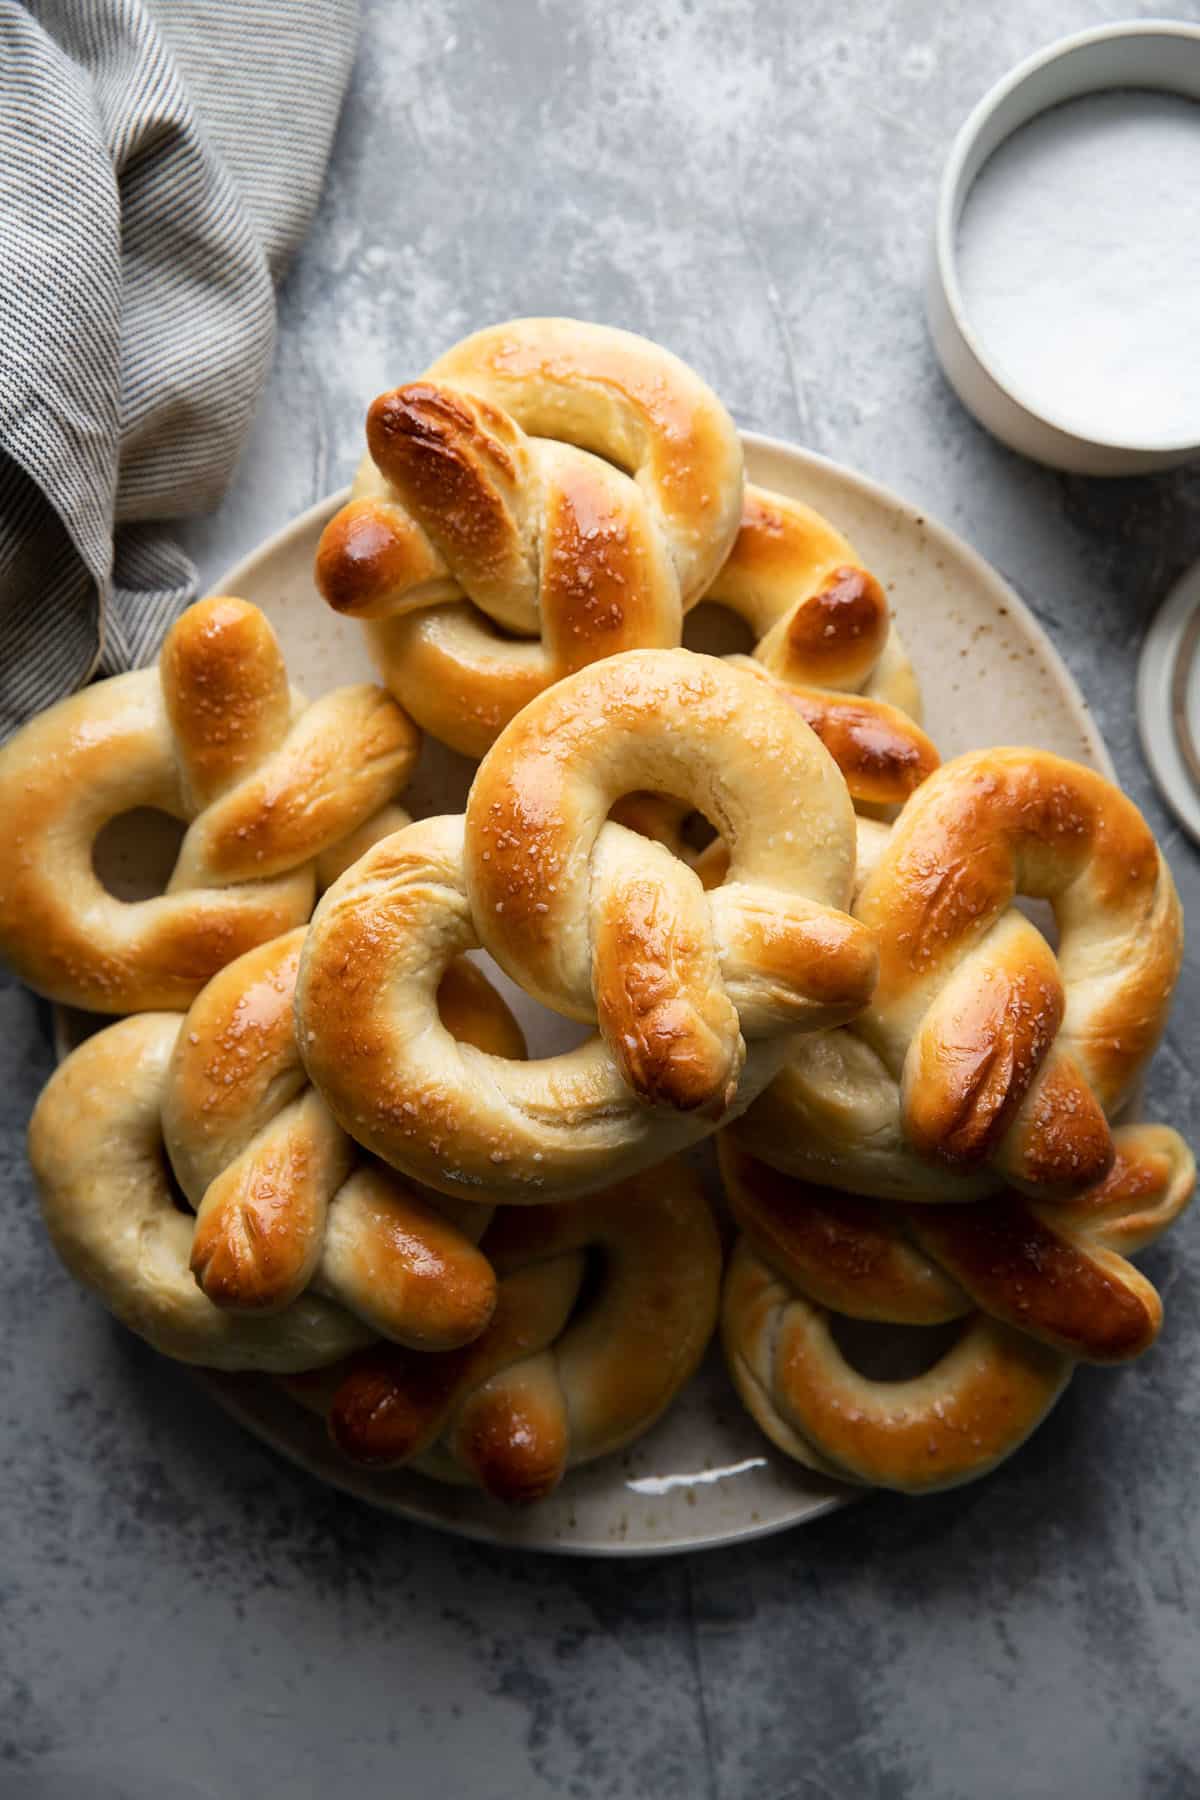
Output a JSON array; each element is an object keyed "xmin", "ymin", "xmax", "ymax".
[{"xmin": 927, "ymin": 19, "xmax": 1200, "ymax": 475}]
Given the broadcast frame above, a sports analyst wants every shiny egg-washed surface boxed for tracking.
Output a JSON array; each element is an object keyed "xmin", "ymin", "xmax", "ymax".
[{"xmin": 152, "ymin": 432, "xmax": 1117, "ymax": 1552}]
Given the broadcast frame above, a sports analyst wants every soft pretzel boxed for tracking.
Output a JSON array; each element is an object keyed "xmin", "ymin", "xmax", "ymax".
[
  {"xmin": 314, "ymin": 318, "xmax": 745, "ymax": 756},
  {"xmin": 0, "ymin": 596, "xmax": 419, "ymax": 1012},
  {"xmin": 161, "ymin": 929, "xmax": 524, "ymax": 1347},
  {"xmin": 720, "ymin": 1124, "xmax": 1195, "ymax": 1492},
  {"xmin": 296, "ymin": 649, "xmax": 877, "ymax": 1202},
  {"xmin": 285, "ymin": 1161, "xmax": 722, "ymax": 1503},
  {"xmin": 730, "ymin": 748, "xmax": 1183, "ymax": 1201},
  {"xmin": 609, "ymin": 483, "xmax": 939, "ymax": 879},
  {"xmin": 28, "ymin": 952, "xmax": 522, "ymax": 1371},
  {"xmin": 704, "ymin": 484, "xmax": 938, "ymax": 808}
]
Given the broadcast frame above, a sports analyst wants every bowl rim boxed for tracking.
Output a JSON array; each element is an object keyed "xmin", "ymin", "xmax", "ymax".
[{"xmin": 934, "ymin": 18, "xmax": 1200, "ymax": 457}]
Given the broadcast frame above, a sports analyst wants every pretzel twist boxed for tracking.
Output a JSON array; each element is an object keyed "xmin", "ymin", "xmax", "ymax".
[
  {"xmin": 731, "ymin": 749, "xmax": 1183, "ymax": 1201},
  {"xmin": 720, "ymin": 1124, "xmax": 1195, "ymax": 1492},
  {"xmin": 318, "ymin": 315, "xmax": 939, "ymax": 808},
  {"xmin": 0, "ymin": 596, "xmax": 419, "ymax": 1012},
  {"xmin": 286, "ymin": 1162, "xmax": 722, "ymax": 1503},
  {"xmin": 28, "ymin": 949, "xmax": 522, "ymax": 1371},
  {"xmin": 315, "ymin": 318, "xmax": 745, "ymax": 756},
  {"xmin": 296, "ymin": 649, "xmax": 878, "ymax": 1202},
  {"xmin": 162, "ymin": 929, "xmax": 524, "ymax": 1345}
]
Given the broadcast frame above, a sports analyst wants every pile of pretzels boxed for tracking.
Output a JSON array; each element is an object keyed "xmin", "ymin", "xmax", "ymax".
[{"xmin": 5, "ymin": 319, "xmax": 1190, "ymax": 1506}]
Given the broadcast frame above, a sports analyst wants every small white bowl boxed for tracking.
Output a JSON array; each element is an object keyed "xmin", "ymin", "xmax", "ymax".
[{"xmin": 927, "ymin": 20, "xmax": 1200, "ymax": 475}]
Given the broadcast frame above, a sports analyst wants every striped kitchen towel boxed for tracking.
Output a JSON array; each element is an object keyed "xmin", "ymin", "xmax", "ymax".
[{"xmin": 0, "ymin": 0, "xmax": 358, "ymax": 739}]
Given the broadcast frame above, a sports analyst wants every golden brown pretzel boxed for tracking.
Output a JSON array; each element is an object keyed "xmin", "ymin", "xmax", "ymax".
[
  {"xmin": 610, "ymin": 485, "xmax": 939, "ymax": 871},
  {"xmin": 296, "ymin": 649, "xmax": 877, "ymax": 1203},
  {"xmin": 720, "ymin": 1125, "xmax": 1195, "ymax": 1492},
  {"xmin": 704, "ymin": 484, "xmax": 938, "ymax": 808},
  {"xmin": 286, "ymin": 1161, "xmax": 722, "ymax": 1503},
  {"xmin": 161, "ymin": 930, "xmax": 524, "ymax": 1348},
  {"xmin": 730, "ymin": 748, "xmax": 1183, "ymax": 1201},
  {"xmin": 0, "ymin": 596, "xmax": 419, "ymax": 1012},
  {"xmin": 28, "ymin": 952, "xmax": 522, "ymax": 1371},
  {"xmin": 314, "ymin": 318, "xmax": 745, "ymax": 756}
]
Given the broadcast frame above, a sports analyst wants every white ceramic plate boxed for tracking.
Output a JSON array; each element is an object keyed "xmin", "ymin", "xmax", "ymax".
[{"xmin": 103, "ymin": 435, "xmax": 1113, "ymax": 1555}]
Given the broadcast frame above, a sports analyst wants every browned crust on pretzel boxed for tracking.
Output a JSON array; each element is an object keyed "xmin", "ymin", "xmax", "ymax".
[
  {"xmin": 0, "ymin": 598, "xmax": 422, "ymax": 1012},
  {"xmin": 721, "ymin": 896, "xmax": 878, "ymax": 1018},
  {"xmin": 997, "ymin": 1054, "xmax": 1114, "ymax": 1193},
  {"xmin": 197, "ymin": 686, "xmax": 420, "ymax": 882},
  {"xmin": 859, "ymin": 748, "xmax": 1181, "ymax": 1184},
  {"xmin": 722, "ymin": 655, "xmax": 937, "ymax": 810},
  {"xmin": 718, "ymin": 1137, "xmax": 967, "ymax": 1324},
  {"xmin": 784, "ymin": 567, "xmax": 890, "ymax": 684},
  {"xmin": 781, "ymin": 686, "xmax": 940, "ymax": 807},
  {"xmin": 705, "ymin": 486, "xmax": 937, "ymax": 804},
  {"xmin": 189, "ymin": 1105, "xmax": 339, "ymax": 1311},
  {"xmin": 722, "ymin": 1242, "xmax": 1069, "ymax": 1492},
  {"xmin": 326, "ymin": 1258, "xmax": 580, "ymax": 1474},
  {"xmin": 170, "ymin": 932, "xmax": 521, "ymax": 1325},
  {"xmin": 465, "ymin": 649, "xmax": 870, "ymax": 1030},
  {"xmin": 709, "ymin": 488, "xmax": 890, "ymax": 683},
  {"xmin": 453, "ymin": 1362, "xmax": 572, "ymax": 1504},
  {"xmin": 326, "ymin": 1340, "xmax": 473, "ymax": 1466},
  {"xmin": 159, "ymin": 596, "xmax": 291, "ymax": 804},
  {"xmin": 427, "ymin": 320, "xmax": 743, "ymax": 605},
  {"xmin": 901, "ymin": 952, "xmax": 1067, "ymax": 1168},
  {"xmin": 482, "ymin": 1162, "xmax": 724, "ymax": 1462},
  {"xmin": 864, "ymin": 751, "xmax": 1178, "ymax": 1083},
  {"xmin": 0, "ymin": 767, "xmax": 301, "ymax": 1011},
  {"xmin": 540, "ymin": 454, "xmax": 676, "ymax": 671},
  {"xmin": 165, "ymin": 930, "xmax": 307, "ymax": 1151},
  {"xmin": 367, "ymin": 384, "xmax": 531, "ymax": 607},
  {"xmin": 324, "ymin": 1168, "xmax": 498, "ymax": 1353},
  {"xmin": 1062, "ymin": 1125, "xmax": 1196, "ymax": 1248},
  {"xmin": 315, "ymin": 497, "xmax": 446, "ymax": 619},
  {"xmin": 907, "ymin": 1200, "xmax": 1161, "ymax": 1363},
  {"xmin": 592, "ymin": 872, "xmax": 741, "ymax": 1114},
  {"xmin": 319, "ymin": 1164, "xmax": 721, "ymax": 1500},
  {"xmin": 719, "ymin": 1123, "xmax": 1192, "ymax": 1489},
  {"xmin": 772, "ymin": 1300, "xmax": 1067, "ymax": 1491}
]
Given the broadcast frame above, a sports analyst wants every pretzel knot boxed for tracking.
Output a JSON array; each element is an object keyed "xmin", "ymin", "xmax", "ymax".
[
  {"xmin": 314, "ymin": 317, "xmax": 745, "ymax": 756},
  {"xmin": 0, "ymin": 596, "xmax": 419, "ymax": 1012},
  {"xmin": 720, "ymin": 1125, "xmax": 1195, "ymax": 1492},
  {"xmin": 732, "ymin": 748, "xmax": 1184, "ymax": 1201},
  {"xmin": 28, "ymin": 946, "xmax": 524, "ymax": 1371},
  {"xmin": 296, "ymin": 650, "xmax": 878, "ymax": 1203},
  {"xmin": 704, "ymin": 484, "xmax": 939, "ymax": 808},
  {"xmin": 286, "ymin": 1163, "xmax": 723, "ymax": 1504}
]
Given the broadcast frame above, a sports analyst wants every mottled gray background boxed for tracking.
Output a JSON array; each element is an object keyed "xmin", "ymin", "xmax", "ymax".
[{"xmin": 4, "ymin": 1, "xmax": 1200, "ymax": 1794}]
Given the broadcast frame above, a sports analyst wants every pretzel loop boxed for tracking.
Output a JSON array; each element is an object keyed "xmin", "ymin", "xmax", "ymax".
[
  {"xmin": 296, "ymin": 651, "xmax": 877, "ymax": 1203},
  {"xmin": 720, "ymin": 1123, "xmax": 1195, "ymax": 1492},
  {"xmin": 702, "ymin": 485, "xmax": 939, "ymax": 807},
  {"xmin": 733, "ymin": 748, "xmax": 1184, "ymax": 1201},
  {"xmin": 0, "ymin": 596, "xmax": 420, "ymax": 1012},
  {"xmin": 29, "ymin": 940, "xmax": 527, "ymax": 1371},
  {"xmin": 316, "ymin": 319, "xmax": 745, "ymax": 757},
  {"xmin": 29, "ymin": 1015, "xmax": 372, "ymax": 1371},
  {"xmin": 288, "ymin": 1162, "xmax": 723, "ymax": 1503}
]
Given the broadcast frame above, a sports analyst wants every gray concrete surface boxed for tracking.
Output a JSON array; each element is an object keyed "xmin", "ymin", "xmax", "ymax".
[{"xmin": 4, "ymin": 1, "xmax": 1200, "ymax": 1794}]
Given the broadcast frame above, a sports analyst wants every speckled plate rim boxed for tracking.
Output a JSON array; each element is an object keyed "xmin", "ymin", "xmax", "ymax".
[
  {"xmin": 107, "ymin": 432, "xmax": 1113, "ymax": 1557},
  {"xmin": 1137, "ymin": 556, "xmax": 1200, "ymax": 846},
  {"xmin": 189, "ymin": 1361, "xmax": 859, "ymax": 1559}
]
